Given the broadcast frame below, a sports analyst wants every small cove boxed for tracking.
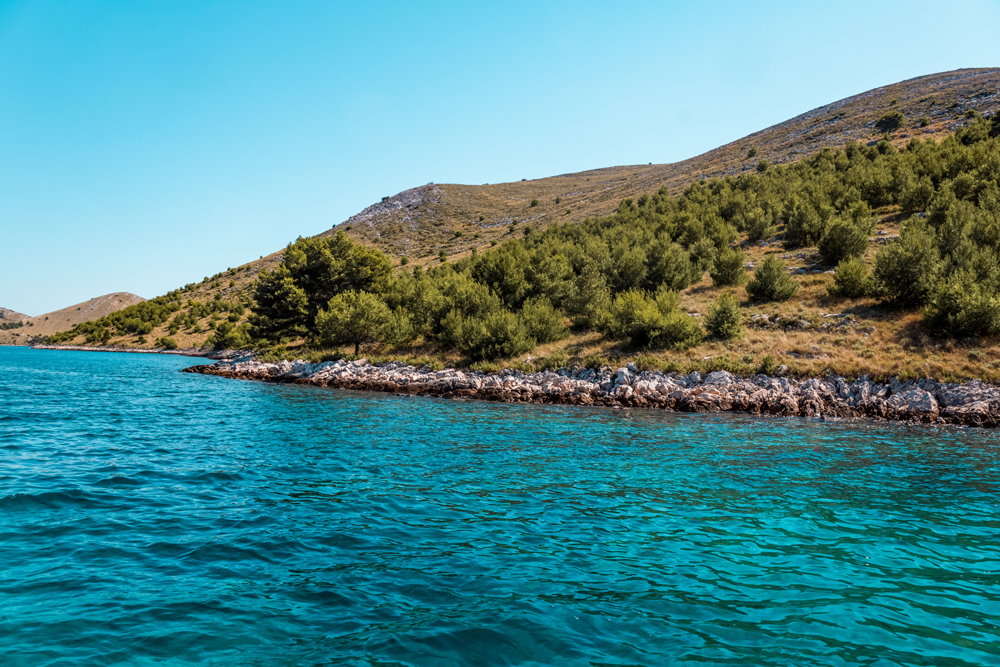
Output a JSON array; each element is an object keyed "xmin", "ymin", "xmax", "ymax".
[{"xmin": 1, "ymin": 346, "xmax": 998, "ymax": 666}]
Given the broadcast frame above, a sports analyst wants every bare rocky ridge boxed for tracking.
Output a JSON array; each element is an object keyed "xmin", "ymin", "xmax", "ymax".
[{"xmin": 184, "ymin": 358, "xmax": 1000, "ymax": 428}]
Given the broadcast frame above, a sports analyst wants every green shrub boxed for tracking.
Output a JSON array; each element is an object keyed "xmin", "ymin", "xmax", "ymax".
[
  {"xmin": 400, "ymin": 256, "xmax": 409, "ymax": 265},
  {"xmin": 758, "ymin": 354, "xmax": 778, "ymax": 375},
  {"xmin": 710, "ymin": 247, "xmax": 747, "ymax": 286},
  {"xmin": 439, "ymin": 250, "xmax": 448, "ymax": 263},
  {"xmin": 818, "ymin": 219, "xmax": 869, "ymax": 265},
  {"xmin": 555, "ymin": 197, "xmax": 562, "ymax": 204},
  {"xmin": 827, "ymin": 257, "xmax": 870, "ymax": 298},
  {"xmin": 923, "ymin": 269, "xmax": 1000, "ymax": 337},
  {"xmin": 208, "ymin": 321, "xmax": 252, "ymax": 350},
  {"xmin": 743, "ymin": 207, "xmax": 776, "ymax": 243},
  {"xmin": 157, "ymin": 337, "xmax": 179, "ymax": 350},
  {"xmin": 919, "ymin": 117, "xmax": 931, "ymax": 127},
  {"xmin": 704, "ymin": 293, "xmax": 743, "ymax": 340},
  {"xmin": 454, "ymin": 231, "xmax": 463, "ymax": 238},
  {"xmin": 747, "ymin": 146, "xmax": 758, "ymax": 158},
  {"xmin": 745, "ymin": 256, "xmax": 799, "ymax": 302},
  {"xmin": 383, "ymin": 307, "xmax": 417, "ymax": 348},
  {"xmin": 454, "ymin": 310, "xmax": 535, "ymax": 361},
  {"xmin": 530, "ymin": 199, "xmax": 539, "ymax": 207},
  {"xmin": 536, "ymin": 351, "xmax": 569, "ymax": 370},
  {"xmin": 756, "ymin": 160, "xmax": 769, "ymax": 173},
  {"xmin": 519, "ymin": 296, "xmax": 565, "ymax": 344},
  {"xmin": 875, "ymin": 111, "xmax": 905, "ymax": 133},
  {"xmin": 870, "ymin": 218, "xmax": 941, "ymax": 305},
  {"xmin": 596, "ymin": 288, "xmax": 702, "ymax": 350},
  {"xmin": 991, "ymin": 113, "xmax": 1000, "ymax": 138}
]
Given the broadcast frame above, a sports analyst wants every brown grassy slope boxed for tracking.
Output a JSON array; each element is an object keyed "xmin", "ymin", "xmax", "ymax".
[
  {"xmin": 331, "ymin": 68, "xmax": 1000, "ymax": 264},
  {"xmin": 0, "ymin": 293, "xmax": 146, "ymax": 346},
  {"xmin": 0, "ymin": 308, "xmax": 28, "ymax": 323},
  {"xmin": 136, "ymin": 67, "xmax": 1000, "ymax": 298},
  {"xmin": 44, "ymin": 68, "xmax": 1000, "ymax": 370}
]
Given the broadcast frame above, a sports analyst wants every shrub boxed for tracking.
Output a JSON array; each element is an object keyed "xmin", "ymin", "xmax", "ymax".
[
  {"xmin": 454, "ymin": 231, "xmax": 463, "ymax": 238},
  {"xmin": 875, "ymin": 111, "xmax": 905, "ymax": 133},
  {"xmin": 747, "ymin": 146, "xmax": 758, "ymax": 158},
  {"xmin": 536, "ymin": 351, "xmax": 569, "ymax": 370},
  {"xmin": 555, "ymin": 197, "xmax": 562, "ymax": 204},
  {"xmin": 827, "ymin": 257, "xmax": 870, "ymax": 298},
  {"xmin": 530, "ymin": 199, "xmax": 539, "ymax": 207},
  {"xmin": 704, "ymin": 293, "xmax": 743, "ymax": 340},
  {"xmin": 596, "ymin": 288, "xmax": 702, "ymax": 350},
  {"xmin": 923, "ymin": 269, "xmax": 1000, "ymax": 337},
  {"xmin": 870, "ymin": 218, "xmax": 941, "ymax": 305},
  {"xmin": 964, "ymin": 109, "xmax": 979, "ymax": 119},
  {"xmin": 743, "ymin": 207, "xmax": 776, "ymax": 243},
  {"xmin": 745, "ymin": 256, "xmax": 799, "ymax": 302},
  {"xmin": 157, "ymin": 337, "xmax": 179, "ymax": 350},
  {"xmin": 208, "ymin": 321, "xmax": 252, "ymax": 350},
  {"xmin": 383, "ymin": 307, "xmax": 417, "ymax": 348},
  {"xmin": 454, "ymin": 310, "xmax": 535, "ymax": 361},
  {"xmin": 710, "ymin": 247, "xmax": 747, "ymax": 286},
  {"xmin": 519, "ymin": 296, "xmax": 565, "ymax": 344},
  {"xmin": 919, "ymin": 117, "xmax": 931, "ymax": 127},
  {"xmin": 818, "ymin": 219, "xmax": 869, "ymax": 265},
  {"xmin": 758, "ymin": 354, "xmax": 778, "ymax": 375},
  {"xmin": 991, "ymin": 113, "xmax": 1000, "ymax": 138},
  {"xmin": 314, "ymin": 290, "xmax": 392, "ymax": 354},
  {"xmin": 439, "ymin": 250, "xmax": 448, "ymax": 263},
  {"xmin": 756, "ymin": 160, "xmax": 769, "ymax": 173}
]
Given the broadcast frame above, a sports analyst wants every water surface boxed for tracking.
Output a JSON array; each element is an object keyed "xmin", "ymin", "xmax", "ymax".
[{"xmin": 1, "ymin": 347, "xmax": 998, "ymax": 666}]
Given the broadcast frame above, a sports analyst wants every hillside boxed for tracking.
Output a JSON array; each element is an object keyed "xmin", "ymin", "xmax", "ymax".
[
  {"xmin": 151, "ymin": 68, "xmax": 1000, "ymax": 306},
  {"xmin": 38, "ymin": 68, "xmax": 1000, "ymax": 384},
  {"xmin": 331, "ymin": 68, "xmax": 1000, "ymax": 263},
  {"xmin": 0, "ymin": 293, "xmax": 146, "ymax": 346},
  {"xmin": 0, "ymin": 308, "xmax": 28, "ymax": 323}
]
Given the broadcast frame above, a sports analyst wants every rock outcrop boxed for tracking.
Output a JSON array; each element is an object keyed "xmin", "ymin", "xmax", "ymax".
[{"xmin": 183, "ymin": 358, "xmax": 1000, "ymax": 427}]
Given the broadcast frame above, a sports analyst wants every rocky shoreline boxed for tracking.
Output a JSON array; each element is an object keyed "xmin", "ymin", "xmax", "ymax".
[
  {"xmin": 31, "ymin": 344, "xmax": 221, "ymax": 358},
  {"xmin": 183, "ymin": 357, "xmax": 1000, "ymax": 428}
]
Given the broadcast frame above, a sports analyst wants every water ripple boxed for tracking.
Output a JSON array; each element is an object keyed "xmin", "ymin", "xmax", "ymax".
[{"xmin": 1, "ymin": 347, "xmax": 999, "ymax": 665}]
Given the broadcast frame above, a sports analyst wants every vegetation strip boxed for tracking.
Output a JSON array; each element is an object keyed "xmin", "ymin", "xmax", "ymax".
[{"xmin": 184, "ymin": 357, "xmax": 1000, "ymax": 428}]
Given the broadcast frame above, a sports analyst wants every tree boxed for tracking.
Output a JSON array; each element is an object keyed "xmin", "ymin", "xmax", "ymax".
[
  {"xmin": 870, "ymin": 218, "xmax": 941, "ymax": 305},
  {"xmin": 710, "ymin": 247, "xmax": 748, "ymax": 286},
  {"xmin": 875, "ymin": 111, "xmax": 905, "ymax": 133},
  {"xmin": 249, "ymin": 266, "xmax": 310, "ymax": 341},
  {"xmin": 827, "ymin": 257, "xmax": 870, "ymax": 298},
  {"xmin": 923, "ymin": 268, "xmax": 1000, "ymax": 337},
  {"xmin": 818, "ymin": 219, "xmax": 869, "ymax": 265},
  {"xmin": 315, "ymin": 291, "xmax": 392, "ymax": 354},
  {"xmin": 249, "ymin": 233, "xmax": 393, "ymax": 343},
  {"xmin": 704, "ymin": 292, "xmax": 743, "ymax": 340},
  {"xmin": 745, "ymin": 256, "xmax": 799, "ymax": 302}
]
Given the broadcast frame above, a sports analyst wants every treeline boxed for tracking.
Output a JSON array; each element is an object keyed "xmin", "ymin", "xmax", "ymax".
[
  {"xmin": 243, "ymin": 115, "xmax": 1000, "ymax": 359},
  {"xmin": 46, "ymin": 291, "xmax": 247, "ymax": 345},
  {"xmin": 0, "ymin": 321, "xmax": 25, "ymax": 331},
  {"xmin": 47, "ymin": 114, "xmax": 1000, "ymax": 357}
]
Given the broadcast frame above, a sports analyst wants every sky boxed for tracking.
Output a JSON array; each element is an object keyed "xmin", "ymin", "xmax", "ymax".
[{"xmin": 1, "ymin": 0, "xmax": 999, "ymax": 315}]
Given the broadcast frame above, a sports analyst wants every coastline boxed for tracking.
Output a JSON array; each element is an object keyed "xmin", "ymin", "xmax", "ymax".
[
  {"xmin": 183, "ymin": 357, "xmax": 1000, "ymax": 428},
  {"xmin": 29, "ymin": 344, "xmax": 227, "ymax": 359}
]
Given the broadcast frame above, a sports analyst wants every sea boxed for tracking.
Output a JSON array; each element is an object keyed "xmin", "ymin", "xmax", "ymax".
[{"xmin": 1, "ymin": 346, "xmax": 998, "ymax": 666}]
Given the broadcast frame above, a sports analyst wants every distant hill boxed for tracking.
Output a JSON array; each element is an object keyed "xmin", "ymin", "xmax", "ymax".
[
  {"xmin": 0, "ymin": 293, "xmax": 146, "ymax": 346},
  {"xmin": 0, "ymin": 307, "xmax": 28, "ymax": 323}
]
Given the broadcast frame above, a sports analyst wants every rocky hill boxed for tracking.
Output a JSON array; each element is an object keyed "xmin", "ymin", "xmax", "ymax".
[
  {"xmin": 0, "ymin": 308, "xmax": 28, "ymax": 323},
  {"xmin": 329, "ymin": 68, "xmax": 1000, "ymax": 264},
  {"xmin": 0, "ymin": 293, "xmax": 146, "ymax": 346}
]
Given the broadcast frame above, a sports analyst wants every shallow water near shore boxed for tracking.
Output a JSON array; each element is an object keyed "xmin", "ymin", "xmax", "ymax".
[{"xmin": 1, "ymin": 346, "xmax": 999, "ymax": 666}]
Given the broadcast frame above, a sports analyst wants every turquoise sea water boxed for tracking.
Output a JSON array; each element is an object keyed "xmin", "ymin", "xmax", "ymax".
[{"xmin": 1, "ymin": 347, "xmax": 998, "ymax": 666}]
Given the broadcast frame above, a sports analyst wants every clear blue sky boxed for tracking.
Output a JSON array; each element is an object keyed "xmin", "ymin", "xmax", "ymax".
[{"xmin": 2, "ymin": 0, "xmax": 998, "ymax": 315}]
